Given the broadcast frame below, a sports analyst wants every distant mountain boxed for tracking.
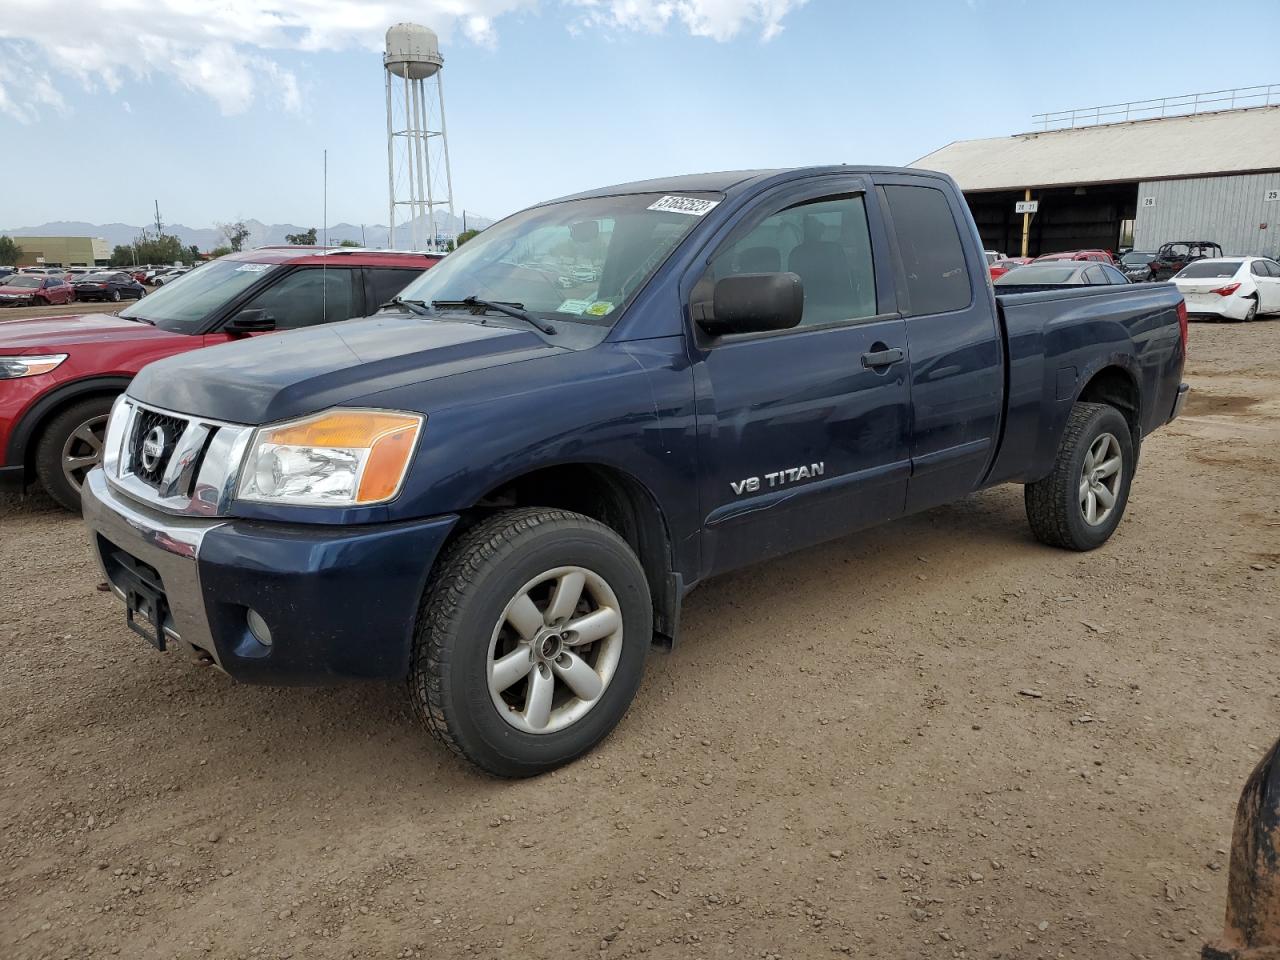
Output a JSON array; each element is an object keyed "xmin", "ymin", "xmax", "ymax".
[{"xmin": 1, "ymin": 211, "xmax": 492, "ymax": 252}]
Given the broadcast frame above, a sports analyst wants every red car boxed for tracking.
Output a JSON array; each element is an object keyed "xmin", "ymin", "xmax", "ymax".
[
  {"xmin": 989, "ymin": 256, "xmax": 1032, "ymax": 280},
  {"xmin": 0, "ymin": 274, "xmax": 77, "ymax": 307},
  {"xmin": 0, "ymin": 247, "xmax": 440, "ymax": 510},
  {"xmin": 1032, "ymin": 249, "xmax": 1116, "ymax": 265}
]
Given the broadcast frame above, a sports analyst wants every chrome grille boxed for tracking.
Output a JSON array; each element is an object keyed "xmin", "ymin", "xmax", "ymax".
[
  {"xmin": 128, "ymin": 409, "xmax": 189, "ymax": 486},
  {"xmin": 106, "ymin": 399, "xmax": 255, "ymax": 517}
]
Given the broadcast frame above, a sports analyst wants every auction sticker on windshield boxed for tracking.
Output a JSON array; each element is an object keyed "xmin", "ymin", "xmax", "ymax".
[
  {"xmin": 235, "ymin": 263, "xmax": 272, "ymax": 273},
  {"xmin": 584, "ymin": 301, "xmax": 615, "ymax": 316},
  {"xmin": 556, "ymin": 299, "xmax": 591, "ymax": 315},
  {"xmin": 647, "ymin": 196, "xmax": 720, "ymax": 216}
]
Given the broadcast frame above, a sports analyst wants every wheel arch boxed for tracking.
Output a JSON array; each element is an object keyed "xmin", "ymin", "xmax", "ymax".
[
  {"xmin": 8, "ymin": 376, "xmax": 131, "ymax": 481},
  {"xmin": 1074, "ymin": 363, "xmax": 1141, "ymax": 448},
  {"xmin": 467, "ymin": 462, "xmax": 682, "ymax": 648}
]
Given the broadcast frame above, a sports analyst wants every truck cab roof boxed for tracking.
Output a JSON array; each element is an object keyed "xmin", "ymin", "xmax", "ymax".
[{"xmin": 546, "ymin": 165, "xmax": 947, "ymax": 205}]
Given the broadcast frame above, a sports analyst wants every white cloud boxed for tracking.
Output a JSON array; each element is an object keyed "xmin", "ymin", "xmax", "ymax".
[
  {"xmin": 565, "ymin": 0, "xmax": 807, "ymax": 41},
  {"xmin": 0, "ymin": 0, "xmax": 805, "ymax": 121}
]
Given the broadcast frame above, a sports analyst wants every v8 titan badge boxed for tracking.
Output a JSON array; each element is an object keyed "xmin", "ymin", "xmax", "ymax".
[{"xmin": 647, "ymin": 195, "xmax": 720, "ymax": 216}]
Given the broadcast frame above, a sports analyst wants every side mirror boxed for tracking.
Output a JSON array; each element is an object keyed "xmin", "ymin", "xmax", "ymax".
[
  {"xmin": 225, "ymin": 308, "xmax": 275, "ymax": 335},
  {"xmin": 698, "ymin": 272, "xmax": 804, "ymax": 337}
]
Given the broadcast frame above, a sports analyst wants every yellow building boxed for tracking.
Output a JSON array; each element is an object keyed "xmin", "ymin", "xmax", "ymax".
[{"xmin": 10, "ymin": 236, "xmax": 111, "ymax": 267}]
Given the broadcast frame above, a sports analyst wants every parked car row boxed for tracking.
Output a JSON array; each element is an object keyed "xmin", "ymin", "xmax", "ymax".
[
  {"xmin": 0, "ymin": 271, "xmax": 147, "ymax": 306},
  {"xmin": 986, "ymin": 240, "xmax": 1236, "ymax": 285},
  {"xmin": 988, "ymin": 248, "xmax": 1280, "ymax": 322}
]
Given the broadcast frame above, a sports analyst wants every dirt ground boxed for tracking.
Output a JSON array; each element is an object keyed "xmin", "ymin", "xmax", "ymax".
[{"xmin": 2, "ymin": 319, "xmax": 1278, "ymax": 960}]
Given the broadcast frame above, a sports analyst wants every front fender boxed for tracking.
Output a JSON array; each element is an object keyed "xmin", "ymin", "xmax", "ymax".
[{"xmin": 4, "ymin": 374, "xmax": 131, "ymax": 470}]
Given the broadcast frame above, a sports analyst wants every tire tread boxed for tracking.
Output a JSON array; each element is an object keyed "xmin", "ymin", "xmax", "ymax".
[
  {"xmin": 1025, "ymin": 401, "xmax": 1112, "ymax": 550},
  {"xmin": 408, "ymin": 507, "xmax": 633, "ymax": 774},
  {"xmin": 33, "ymin": 395, "xmax": 116, "ymax": 513}
]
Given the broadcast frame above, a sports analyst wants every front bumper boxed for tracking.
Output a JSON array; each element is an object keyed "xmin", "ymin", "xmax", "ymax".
[{"xmin": 82, "ymin": 469, "xmax": 458, "ymax": 684}]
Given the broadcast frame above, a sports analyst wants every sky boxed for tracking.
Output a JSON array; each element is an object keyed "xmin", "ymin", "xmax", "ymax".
[{"xmin": 1, "ymin": 0, "xmax": 1277, "ymax": 231}]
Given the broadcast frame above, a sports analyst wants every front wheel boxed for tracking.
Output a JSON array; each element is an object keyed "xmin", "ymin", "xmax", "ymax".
[
  {"xmin": 110, "ymin": 288, "xmax": 121, "ymax": 302},
  {"xmin": 1025, "ymin": 402, "xmax": 1134, "ymax": 551},
  {"xmin": 34, "ymin": 395, "xmax": 116, "ymax": 512},
  {"xmin": 409, "ymin": 508, "xmax": 652, "ymax": 777}
]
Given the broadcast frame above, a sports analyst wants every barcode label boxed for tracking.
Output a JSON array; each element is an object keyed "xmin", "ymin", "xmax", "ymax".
[{"xmin": 647, "ymin": 195, "xmax": 720, "ymax": 216}]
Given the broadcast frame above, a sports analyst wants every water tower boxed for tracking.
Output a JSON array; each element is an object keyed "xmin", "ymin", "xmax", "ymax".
[{"xmin": 384, "ymin": 23, "xmax": 455, "ymax": 251}]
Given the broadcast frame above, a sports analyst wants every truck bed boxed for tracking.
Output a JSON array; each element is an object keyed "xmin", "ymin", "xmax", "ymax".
[{"xmin": 985, "ymin": 282, "xmax": 1186, "ymax": 486}]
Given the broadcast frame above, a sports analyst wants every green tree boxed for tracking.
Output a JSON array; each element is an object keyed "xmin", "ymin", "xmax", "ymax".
[
  {"xmin": 338, "ymin": 239, "xmax": 360, "ymax": 248},
  {"xmin": 114, "ymin": 230, "xmax": 186, "ymax": 266},
  {"xmin": 0, "ymin": 235, "xmax": 23, "ymax": 264},
  {"xmin": 455, "ymin": 229, "xmax": 480, "ymax": 247},
  {"xmin": 209, "ymin": 245, "xmax": 232, "ymax": 258},
  {"xmin": 188, "ymin": 245, "xmax": 200, "ymax": 262},
  {"xmin": 219, "ymin": 220, "xmax": 251, "ymax": 252},
  {"xmin": 285, "ymin": 227, "xmax": 317, "ymax": 245}
]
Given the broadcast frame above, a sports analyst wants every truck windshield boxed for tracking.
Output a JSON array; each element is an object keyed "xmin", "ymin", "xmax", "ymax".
[
  {"xmin": 394, "ymin": 192, "xmax": 721, "ymax": 326},
  {"xmin": 118, "ymin": 260, "xmax": 280, "ymax": 334}
]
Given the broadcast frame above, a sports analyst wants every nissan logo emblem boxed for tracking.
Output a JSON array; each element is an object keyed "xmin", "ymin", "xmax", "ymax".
[{"xmin": 140, "ymin": 426, "xmax": 166, "ymax": 472}]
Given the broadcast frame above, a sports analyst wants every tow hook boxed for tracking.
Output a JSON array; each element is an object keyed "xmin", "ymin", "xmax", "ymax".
[{"xmin": 1203, "ymin": 737, "xmax": 1280, "ymax": 959}]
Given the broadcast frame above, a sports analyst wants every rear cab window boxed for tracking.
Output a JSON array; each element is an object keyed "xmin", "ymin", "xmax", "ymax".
[{"xmin": 881, "ymin": 184, "xmax": 972, "ymax": 315}]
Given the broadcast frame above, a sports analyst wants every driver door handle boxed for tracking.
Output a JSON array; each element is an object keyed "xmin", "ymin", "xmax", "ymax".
[{"xmin": 861, "ymin": 346, "xmax": 905, "ymax": 370}]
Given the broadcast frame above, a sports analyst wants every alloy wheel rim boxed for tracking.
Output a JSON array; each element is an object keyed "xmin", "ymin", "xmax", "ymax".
[
  {"xmin": 61, "ymin": 414, "xmax": 109, "ymax": 492},
  {"xmin": 1079, "ymin": 432, "xmax": 1122, "ymax": 527},
  {"xmin": 486, "ymin": 565, "xmax": 624, "ymax": 735}
]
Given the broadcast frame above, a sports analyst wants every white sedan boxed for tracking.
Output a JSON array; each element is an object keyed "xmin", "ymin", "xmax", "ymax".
[{"xmin": 1171, "ymin": 256, "xmax": 1280, "ymax": 322}]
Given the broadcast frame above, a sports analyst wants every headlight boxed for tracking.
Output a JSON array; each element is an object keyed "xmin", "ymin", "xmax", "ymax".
[
  {"xmin": 237, "ymin": 409, "xmax": 424, "ymax": 507},
  {"xmin": 0, "ymin": 354, "xmax": 68, "ymax": 379}
]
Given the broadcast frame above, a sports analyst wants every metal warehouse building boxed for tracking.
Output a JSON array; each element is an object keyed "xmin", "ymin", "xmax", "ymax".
[{"xmin": 914, "ymin": 90, "xmax": 1280, "ymax": 260}]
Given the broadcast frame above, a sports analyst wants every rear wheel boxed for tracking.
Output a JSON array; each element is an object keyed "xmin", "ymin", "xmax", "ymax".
[
  {"xmin": 1025, "ymin": 402, "xmax": 1134, "ymax": 551},
  {"xmin": 110, "ymin": 288, "xmax": 121, "ymax": 303},
  {"xmin": 1244, "ymin": 298, "xmax": 1258, "ymax": 322},
  {"xmin": 34, "ymin": 396, "xmax": 116, "ymax": 512},
  {"xmin": 408, "ymin": 507, "xmax": 652, "ymax": 777}
]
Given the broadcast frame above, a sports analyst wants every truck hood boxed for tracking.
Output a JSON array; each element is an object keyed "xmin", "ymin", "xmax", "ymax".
[
  {"xmin": 128, "ymin": 312, "xmax": 567, "ymax": 425},
  {"xmin": 0, "ymin": 312, "xmax": 187, "ymax": 351}
]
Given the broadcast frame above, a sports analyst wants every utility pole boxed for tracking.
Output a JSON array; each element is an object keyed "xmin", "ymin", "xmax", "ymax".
[{"xmin": 154, "ymin": 200, "xmax": 164, "ymax": 238}]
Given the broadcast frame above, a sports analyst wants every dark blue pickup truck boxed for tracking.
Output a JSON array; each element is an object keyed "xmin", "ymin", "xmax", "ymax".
[{"xmin": 81, "ymin": 166, "xmax": 1189, "ymax": 776}]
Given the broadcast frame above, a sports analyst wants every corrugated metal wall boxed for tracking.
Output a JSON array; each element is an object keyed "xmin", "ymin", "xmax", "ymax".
[{"xmin": 1133, "ymin": 172, "xmax": 1280, "ymax": 257}]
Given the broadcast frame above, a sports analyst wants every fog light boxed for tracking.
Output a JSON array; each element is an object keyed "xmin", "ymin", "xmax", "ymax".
[{"xmin": 245, "ymin": 608, "xmax": 273, "ymax": 647}]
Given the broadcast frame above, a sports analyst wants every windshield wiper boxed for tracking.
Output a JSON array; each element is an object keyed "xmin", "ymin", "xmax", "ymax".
[
  {"xmin": 121, "ymin": 314, "xmax": 155, "ymax": 325},
  {"xmin": 432, "ymin": 296, "xmax": 556, "ymax": 335},
  {"xmin": 378, "ymin": 296, "xmax": 433, "ymax": 317}
]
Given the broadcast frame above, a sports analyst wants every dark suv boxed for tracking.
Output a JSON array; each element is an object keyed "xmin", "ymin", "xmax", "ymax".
[
  {"xmin": 0, "ymin": 246, "xmax": 439, "ymax": 510},
  {"xmin": 1151, "ymin": 241, "xmax": 1223, "ymax": 281}
]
